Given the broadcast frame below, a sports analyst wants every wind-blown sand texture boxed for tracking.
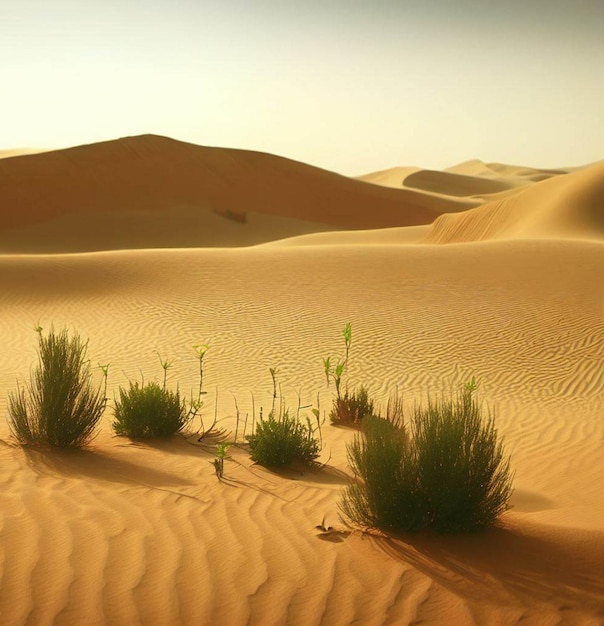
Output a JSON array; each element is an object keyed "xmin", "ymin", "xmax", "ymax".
[{"xmin": 0, "ymin": 138, "xmax": 602, "ymax": 625}]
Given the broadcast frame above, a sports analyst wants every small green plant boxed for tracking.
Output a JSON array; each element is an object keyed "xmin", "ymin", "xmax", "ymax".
[
  {"xmin": 213, "ymin": 442, "xmax": 231, "ymax": 478},
  {"xmin": 156, "ymin": 352, "xmax": 174, "ymax": 389},
  {"xmin": 246, "ymin": 409, "xmax": 321, "ymax": 468},
  {"xmin": 190, "ymin": 343, "xmax": 227, "ymax": 441},
  {"xmin": 113, "ymin": 380, "xmax": 188, "ymax": 438},
  {"xmin": 324, "ymin": 323, "xmax": 374, "ymax": 426},
  {"xmin": 193, "ymin": 343, "xmax": 210, "ymax": 400},
  {"xmin": 8, "ymin": 326, "xmax": 107, "ymax": 448},
  {"xmin": 340, "ymin": 382, "xmax": 513, "ymax": 534},
  {"xmin": 323, "ymin": 322, "xmax": 352, "ymax": 399},
  {"xmin": 269, "ymin": 367, "xmax": 279, "ymax": 415},
  {"xmin": 329, "ymin": 386, "xmax": 375, "ymax": 425}
]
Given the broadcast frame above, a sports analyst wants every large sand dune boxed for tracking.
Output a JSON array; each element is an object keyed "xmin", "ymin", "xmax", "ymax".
[
  {"xmin": 0, "ymin": 135, "xmax": 471, "ymax": 253},
  {"xmin": 0, "ymin": 138, "xmax": 602, "ymax": 624}
]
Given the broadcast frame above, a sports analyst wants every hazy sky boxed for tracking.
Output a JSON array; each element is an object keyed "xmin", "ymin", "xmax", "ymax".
[{"xmin": 1, "ymin": 0, "xmax": 602, "ymax": 175}]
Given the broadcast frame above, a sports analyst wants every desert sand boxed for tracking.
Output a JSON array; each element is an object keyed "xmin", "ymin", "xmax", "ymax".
[{"xmin": 0, "ymin": 137, "xmax": 602, "ymax": 625}]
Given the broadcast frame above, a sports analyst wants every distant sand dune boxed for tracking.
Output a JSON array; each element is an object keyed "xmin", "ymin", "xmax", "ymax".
[
  {"xmin": 425, "ymin": 161, "xmax": 604, "ymax": 243},
  {"xmin": 403, "ymin": 169, "xmax": 512, "ymax": 197},
  {"xmin": 445, "ymin": 159, "xmax": 573, "ymax": 181},
  {"xmin": 0, "ymin": 148, "xmax": 48, "ymax": 159},
  {"xmin": 356, "ymin": 159, "xmax": 580, "ymax": 211},
  {"xmin": 0, "ymin": 135, "xmax": 470, "ymax": 253}
]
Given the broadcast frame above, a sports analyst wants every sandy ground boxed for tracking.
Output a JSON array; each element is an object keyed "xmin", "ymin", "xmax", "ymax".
[{"xmin": 0, "ymin": 140, "xmax": 602, "ymax": 625}]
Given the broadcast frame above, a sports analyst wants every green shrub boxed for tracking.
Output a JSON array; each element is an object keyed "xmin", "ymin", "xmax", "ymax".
[
  {"xmin": 246, "ymin": 410, "xmax": 321, "ymax": 468},
  {"xmin": 8, "ymin": 327, "xmax": 107, "ymax": 448},
  {"xmin": 340, "ymin": 388, "xmax": 513, "ymax": 534},
  {"xmin": 329, "ymin": 386, "xmax": 375, "ymax": 425},
  {"xmin": 112, "ymin": 381, "xmax": 189, "ymax": 438},
  {"xmin": 413, "ymin": 392, "xmax": 513, "ymax": 533},
  {"xmin": 341, "ymin": 415, "xmax": 425, "ymax": 531}
]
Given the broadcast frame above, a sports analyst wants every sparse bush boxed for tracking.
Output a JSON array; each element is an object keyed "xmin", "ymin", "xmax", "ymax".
[
  {"xmin": 246, "ymin": 409, "xmax": 321, "ymax": 468},
  {"xmin": 330, "ymin": 386, "xmax": 375, "ymax": 425},
  {"xmin": 8, "ymin": 327, "xmax": 107, "ymax": 448},
  {"xmin": 112, "ymin": 381, "xmax": 188, "ymax": 438},
  {"xmin": 340, "ymin": 386, "xmax": 513, "ymax": 534}
]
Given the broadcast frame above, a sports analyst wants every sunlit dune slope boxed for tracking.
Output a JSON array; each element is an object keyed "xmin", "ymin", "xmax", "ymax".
[
  {"xmin": 425, "ymin": 161, "xmax": 604, "ymax": 243},
  {"xmin": 0, "ymin": 148, "xmax": 48, "ymax": 159},
  {"xmin": 261, "ymin": 225, "xmax": 430, "ymax": 246},
  {"xmin": 0, "ymin": 135, "xmax": 466, "ymax": 253}
]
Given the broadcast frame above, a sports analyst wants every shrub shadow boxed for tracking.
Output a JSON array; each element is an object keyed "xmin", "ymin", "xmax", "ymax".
[
  {"xmin": 370, "ymin": 517, "xmax": 604, "ymax": 616},
  {"xmin": 23, "ymin": 445, "xmax": 194, "ymax": 489},
  {"xmin": 252, "ymin": 460, "xmax": 352, "ymax": 485},
  {"xmin": 129, "ymin": 433, "xmax": 216, "ymax": 459}
]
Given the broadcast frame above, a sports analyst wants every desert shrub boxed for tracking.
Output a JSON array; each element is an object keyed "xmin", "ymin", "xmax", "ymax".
[
  {"xmin": 246, "ymin": 410, "xmax": 321, "ymax": 468},
  {"xmin": 339, "ymin": 387, "xmax": 513, "ymax": 534},
  {"xmin": 112, "ymin": 381, "xmax": 188, "ymax": 438},
  {"xmin": 341, "ymin": 414, "xmax": 425, "ymax": 531},
  {"xmin": 329, "ymin": 386, "xmax": 375, "ymax": 425},
  {"xmin": 8, "ymin": 327, "xmax": 107, "ymax": 448},
  {"xmin": 412, "ymin": 392, "xmax": 513, "ymax": 533}
]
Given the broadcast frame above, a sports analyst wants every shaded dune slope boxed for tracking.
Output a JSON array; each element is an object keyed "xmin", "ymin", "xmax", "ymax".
[
  {"xmin": 425, "ymin": 162, "xmax": 604, "ymax": 243},
  {"xmin": 0, "ymin": 135, "xmax": 467, "ymax": 252}
]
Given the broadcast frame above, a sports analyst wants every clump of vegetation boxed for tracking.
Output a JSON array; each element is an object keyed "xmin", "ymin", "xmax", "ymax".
[
  {"xmin": 324, "ymin": 323, "xmax": 376, "ymax": 426},
  {"xmin": 329, "ymin": 386, "xmax": 375, "ymax": 425},
  {"xmin": 112, "ymin": 380, "xmax": 188, "ymax": 438},
  {"xmin": 340, "ymin": 382, "xmax": 514, "ymax": 534},
  {"xmin": 245, "ymin": 368, "xmax": 322, "ymax": 468},
  {"xmin": 246, "ymin": 409, "xmax": 321, "ymax": 468},
  {"xmin": 8, "ymin": 326, "xmax": 108, "ymax": 448},
  {"xmin": 213, "ymin": 442, "xmax": 231, "ymax": 478},
  {"xmin": 112, "ymin": 354, "xmax": 189, "ymax": 438}
]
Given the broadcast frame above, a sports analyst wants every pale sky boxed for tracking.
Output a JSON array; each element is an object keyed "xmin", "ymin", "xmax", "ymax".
[{"xmin": 1, "ymin": 0, "xmax": 602, "ymax": 175}]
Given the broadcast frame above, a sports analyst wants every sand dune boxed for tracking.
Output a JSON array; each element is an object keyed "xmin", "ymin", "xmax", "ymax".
[
  {"xmin": 356, "ymin": 165, "xmax": 423, "ymax": 187},
  {"xmin": 0, "ymin": 139, "xmax": 602, "ymax": 624},
  {"xmin": 0, "ymin": 135, "xmax": 471, "ymax": 253},
  {"xmin": 355, "ymin": 159, "xmax": 577, "ymax": 209},
  {"xmin": 0, "ymin": 148, "xmax": 47, "ymax": 159},
  {"xmin": 403, "ymin": 169, "xmax": 512, "ymax": 198},
  {"xmin": 425, "ymin": 161, "xmax": 604, "ymax": 243},
  {"xmin": 445, "ymin": 159, "xmax": 573, "ymax": 181}
]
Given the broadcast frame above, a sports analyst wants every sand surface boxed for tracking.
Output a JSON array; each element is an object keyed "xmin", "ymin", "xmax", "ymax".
[{"xmin": 0, "ymin": 139, "xmax": 602, "ymax": 625}]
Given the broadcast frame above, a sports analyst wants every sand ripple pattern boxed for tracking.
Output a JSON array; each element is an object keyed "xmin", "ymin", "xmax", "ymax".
[{"xmin": 1, "ymin": 239, "xmax": 603, "ymax": 624}]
